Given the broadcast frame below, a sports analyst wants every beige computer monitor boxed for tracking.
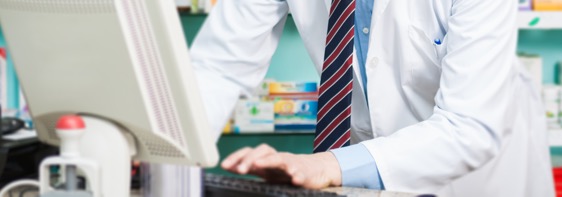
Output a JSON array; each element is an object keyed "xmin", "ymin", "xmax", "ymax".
[{"xmin": 0, "ymin": 0, "xmax": 218, "ymax": 167}]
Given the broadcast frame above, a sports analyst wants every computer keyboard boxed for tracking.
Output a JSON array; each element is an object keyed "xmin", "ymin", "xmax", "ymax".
[{"xmin": 204, "ymin": 174, "xmax": 347, "ymax": 197}]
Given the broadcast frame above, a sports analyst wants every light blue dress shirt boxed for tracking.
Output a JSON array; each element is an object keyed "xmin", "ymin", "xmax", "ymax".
[
  {"xmin": 331, "ymin": 144, "xmax": 383, "ymax": 189},
  {"xmin": 353, "ymin": 0, "xmax": 372, "ymax": 99},
  {"xmin": 330, "ymin": 0, "xmax": 385, "ymax": 190}
]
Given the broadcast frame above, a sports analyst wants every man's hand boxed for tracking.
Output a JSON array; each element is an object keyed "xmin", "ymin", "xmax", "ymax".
[{"xmin": 221, "ymin": 144, "xmax": 342, "ymax": 189}]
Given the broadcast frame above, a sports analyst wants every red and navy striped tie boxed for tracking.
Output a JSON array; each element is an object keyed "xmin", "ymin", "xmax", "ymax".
[{"xmin": 314, "ymin": 0, "xmax": 355, "ymax": 153}]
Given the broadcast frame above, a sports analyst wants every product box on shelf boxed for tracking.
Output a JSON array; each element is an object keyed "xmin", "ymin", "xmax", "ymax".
[
  {"xmin": 267, "ymin": 81, "xmax": 318, "ymax": 131},
  {"xmin": 272, "ymin": 99, "xmax": 318, "ymax": 131},
  {"xmin": 269, "ymin": 82, "xmax": 317, "ymax": 96},
  {"xmin": 233, "ymin": 98, "xmax": 275, "ymax": 133},
  {"xmin": 533, "ymin": 0, "xmax": 562, "ymax": 10}
]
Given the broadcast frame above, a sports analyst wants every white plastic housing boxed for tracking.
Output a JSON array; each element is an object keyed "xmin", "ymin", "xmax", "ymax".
[{"xmin": 57, "ymin": 129, "xmax": 84, "ymax": 158}]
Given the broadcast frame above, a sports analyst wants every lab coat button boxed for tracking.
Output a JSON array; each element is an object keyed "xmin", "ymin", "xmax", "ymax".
[{"xmin": 362, "ymin": 27, "xmax": 369, "ymax": 34}]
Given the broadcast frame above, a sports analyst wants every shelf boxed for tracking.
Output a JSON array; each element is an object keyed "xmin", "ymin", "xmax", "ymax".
[
  {"xmin": 550, "ymin": 129, "xmax": 562, "ymax": 147},
  {"xmin": 518, "ymin": 11, "xmax": 562, "ymax": 29},
  {"xmin": 222, "ymin": 130, "xmax": 315, "ymax": 136},
  {"xmin": 177, "ymin": 7, "xmax": 208, "ymax": 16}
]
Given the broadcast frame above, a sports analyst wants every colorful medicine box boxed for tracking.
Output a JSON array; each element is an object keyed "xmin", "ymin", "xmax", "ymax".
[
  {"xmin": 233, "ymin": 99, "xmax": 275, "ymax": 133},
  {"xmin": 273, "ymin": 99, "xmax": 317, "ymax": 130},
  {"xmin": 269, "ymin": 82, "xmax": 317, "ymax": 95},
  {"xmin": 533, "ymin": 0, "xmax": 562, "ymax": 10}
]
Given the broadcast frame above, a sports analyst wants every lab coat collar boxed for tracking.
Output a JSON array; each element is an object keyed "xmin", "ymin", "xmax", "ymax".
[{"xmin": 324, "ymin": 0, "xmax": 390, "ymax": 17}]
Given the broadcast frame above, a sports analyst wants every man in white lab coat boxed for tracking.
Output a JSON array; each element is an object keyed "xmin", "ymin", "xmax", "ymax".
[{"xmin": 190, "ymin": 0, "xmax": 555, "ymax": 196}]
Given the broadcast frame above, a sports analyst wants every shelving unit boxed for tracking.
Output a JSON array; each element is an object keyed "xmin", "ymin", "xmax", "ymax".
[
  {"xmin": 517, "ymin": 11, "xmax": 562, "ymax": 148},
  {"xmin": 222, "ymin": 130, "xmax": 315, "ymax": 136},
  {"xmin": 518, "ymin": 11, "xmax": 562, "ymax": 29}
]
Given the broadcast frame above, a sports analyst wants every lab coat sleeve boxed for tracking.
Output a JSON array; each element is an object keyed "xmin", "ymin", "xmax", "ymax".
[
  {"xmin": 190, "ymin": 0, "xmax": 289, "ymax": 141},
  {"xmin": 361, "ymin": 0, "xmax": 519, "ymax": 192}
]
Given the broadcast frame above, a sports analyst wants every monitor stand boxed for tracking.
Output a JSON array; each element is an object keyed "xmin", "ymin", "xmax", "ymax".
[{"xmin": 39, "ymin": 116, "xmax": 136, "ymax": 197}]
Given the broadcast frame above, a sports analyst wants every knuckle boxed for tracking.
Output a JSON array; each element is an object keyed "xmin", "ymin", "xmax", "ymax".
[{"xmin": 257, "ymin": 143, "xmax": 273, "ymax": 151}]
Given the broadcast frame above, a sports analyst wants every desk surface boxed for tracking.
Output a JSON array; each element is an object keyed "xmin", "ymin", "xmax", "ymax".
[
  {"xmin": 4, "ymin": 186, "xmax": 417, "ymax": 197},
  {"xmin": 323, "ymin": 187, "xmax": 417, "ymax": 197},
  {"xmin": 130, "ymin": 188, "xmax": 418, "ymax": 197}
]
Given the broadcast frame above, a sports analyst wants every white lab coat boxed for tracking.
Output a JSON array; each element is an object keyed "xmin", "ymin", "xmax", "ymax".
[{"xmin": 190, "ymin": 0, "xmax": 555, "ymax": 196}]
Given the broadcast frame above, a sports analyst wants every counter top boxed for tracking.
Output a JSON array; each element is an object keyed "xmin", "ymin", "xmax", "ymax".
[
  {"xmin": 323, "ymin": 187, "xmax": 418, "ymax": 197},
  {"xmin": 130, "ymin": 188, "xmax": 419, "ymax": 197},
  {"xmin": 5, "ymin": 187, "xmax": 418, "ymax": 197}
]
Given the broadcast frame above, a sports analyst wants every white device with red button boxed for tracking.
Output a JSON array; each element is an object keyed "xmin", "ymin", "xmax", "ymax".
[{"xmin": 39, "ymin": 115, "xmax": 102, "ymax": 197}]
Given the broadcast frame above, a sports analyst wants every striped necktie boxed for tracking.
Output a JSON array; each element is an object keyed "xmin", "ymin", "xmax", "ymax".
[{"xmin": 314, "ymin": 0, "xmax": 355, "ymax": 153}]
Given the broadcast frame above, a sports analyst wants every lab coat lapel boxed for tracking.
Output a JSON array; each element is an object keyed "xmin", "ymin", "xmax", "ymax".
[{"xmin": 372, "ymin": 0, "xmax": 390, "ymax": 28}]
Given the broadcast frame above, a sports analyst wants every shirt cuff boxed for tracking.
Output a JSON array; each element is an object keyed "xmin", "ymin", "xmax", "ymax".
[{"xmin": 330, "ymin": 144, "xmax": 384, "ymax": 190}]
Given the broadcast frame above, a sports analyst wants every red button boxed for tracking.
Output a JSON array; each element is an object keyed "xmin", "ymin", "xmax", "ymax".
[{"xmin": 56, "ymin": 115, "xmax": 85, "ymax": 129}]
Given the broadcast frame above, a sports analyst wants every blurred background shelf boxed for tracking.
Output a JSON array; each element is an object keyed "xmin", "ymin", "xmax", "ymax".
[
  {"xmin": 518, "ymin": 11, "xmax": 562, "ymax": 29},
  {"xmin": 223, "ymin": 130, "xmax": 315, "ymax": 135}
]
